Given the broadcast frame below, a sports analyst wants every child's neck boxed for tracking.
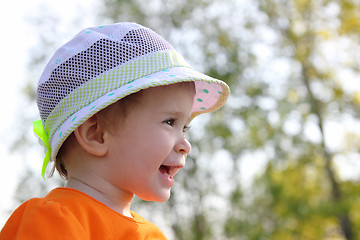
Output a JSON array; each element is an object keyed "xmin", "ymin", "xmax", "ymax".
[{"xmin": 65, "ymin": 177, "xmax": 133, "ymax": 218}]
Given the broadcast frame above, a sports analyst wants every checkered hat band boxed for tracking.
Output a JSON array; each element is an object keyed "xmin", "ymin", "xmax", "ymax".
[
  {"xmin": 45, "ymin": 50, "xmax": 190, "ymax": 141},
  {"xmin": 36, "ymin": 27, "xmax": 173, "ymax": 122}
]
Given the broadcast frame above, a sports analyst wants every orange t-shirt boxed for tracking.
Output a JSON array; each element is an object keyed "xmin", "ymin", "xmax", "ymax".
[{"xmin": 0, "ymin": 188, "xmax": 167, "ymax": 239}]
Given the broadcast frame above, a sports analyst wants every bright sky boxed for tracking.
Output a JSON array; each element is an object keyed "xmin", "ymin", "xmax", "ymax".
[
  {"xmin": 0, "ymin": 0, "xmax": 34, "ymax": 226},
  {"xmin": 0, "ymin": 0, "xmax": 98, "ymax": 227}
]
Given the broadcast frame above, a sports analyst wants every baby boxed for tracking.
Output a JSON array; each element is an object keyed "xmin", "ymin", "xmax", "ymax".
[{"xmin": 0, "ymin": 22, "xmax": 229, "ymax": 239}]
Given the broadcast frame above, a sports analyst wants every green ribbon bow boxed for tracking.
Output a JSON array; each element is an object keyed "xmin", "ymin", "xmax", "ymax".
[{"xmin": 33, "ymin": 120, "xmax": 51, "ymax": 180}]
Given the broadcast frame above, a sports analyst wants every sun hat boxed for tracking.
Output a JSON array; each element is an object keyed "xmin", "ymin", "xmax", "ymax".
[{"xmin": 33, "ymin": 22, "xmax": 230, "ymax": 179}]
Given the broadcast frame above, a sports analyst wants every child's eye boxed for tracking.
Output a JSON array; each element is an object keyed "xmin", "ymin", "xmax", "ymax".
[
  {"xmin": 163, "ymin": 119, "xmax": 175, "ymax": 126},
  {"xmin": 163, "ymin": 119, "xmax": 191, "ymax": 134}
]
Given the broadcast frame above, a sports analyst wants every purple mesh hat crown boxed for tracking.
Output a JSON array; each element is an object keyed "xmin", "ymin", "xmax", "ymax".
[{"xmin": 33, "ymin": 22, "xmax": 230, "ymax": 178}]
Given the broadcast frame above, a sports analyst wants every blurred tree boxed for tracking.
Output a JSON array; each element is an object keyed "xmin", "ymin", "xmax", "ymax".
[
  {"xmin": 9, "ymin": 0, "xmax": 360, "ymax": 239},
  {"xmin": 224, "ymin": 0, "xmax": 360, "ymax": 239}
]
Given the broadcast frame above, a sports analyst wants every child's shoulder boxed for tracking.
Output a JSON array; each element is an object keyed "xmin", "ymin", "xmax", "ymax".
[
  {"xmin": 0, "ymin": 188, "xmax": 89, "ymax": 238},
  {"xmin": 9, "ymin": 188, "xmax": 81, "ymax": 219},
  {"xmin": 1, "ymin": 188, "xmax": 167, "ymax": 239},
  {"xmin": 1, "ymin": 188, "xmax": 98, "ymax": 239}
]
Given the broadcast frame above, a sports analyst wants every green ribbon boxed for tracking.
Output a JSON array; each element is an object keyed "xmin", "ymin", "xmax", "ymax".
[{"xmin": 33, "ymin": 120, "xmax": 51, "ymax": 180}]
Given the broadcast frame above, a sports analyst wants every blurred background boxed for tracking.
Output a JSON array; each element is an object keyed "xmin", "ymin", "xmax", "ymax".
[{"xmin": 1, "ymin": 0, "xmax": 359, "ymax": 239}]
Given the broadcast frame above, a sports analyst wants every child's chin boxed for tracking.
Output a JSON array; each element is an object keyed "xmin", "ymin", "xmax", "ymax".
[
  {"xmin": 156, "ymin": 195, "xmax": 171, "ymax": 202},
  {"xmin": 137, "ymin": 191, "xmax": 171, "ymax": 202}
]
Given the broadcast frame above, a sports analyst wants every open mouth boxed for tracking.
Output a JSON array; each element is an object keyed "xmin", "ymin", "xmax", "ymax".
[{"xmin": 159, "ymin": 165, "xmax": 181, "ymax": 178}]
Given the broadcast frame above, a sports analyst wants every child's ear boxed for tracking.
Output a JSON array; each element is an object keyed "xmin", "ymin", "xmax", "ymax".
[{"xmin": 74, "ymin": 114, "xmax": 108, "ymax": 157}]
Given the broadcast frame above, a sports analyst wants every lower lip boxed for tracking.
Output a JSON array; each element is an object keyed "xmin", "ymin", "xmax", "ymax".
[{"xmin": 159, "ymin": 171, "xmax": 175, "ymax": 187}]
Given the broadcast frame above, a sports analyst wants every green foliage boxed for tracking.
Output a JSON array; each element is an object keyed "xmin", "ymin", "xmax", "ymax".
[{"xmin": 338, "ymin": 0, "xmax": 360, "ymax": 36}]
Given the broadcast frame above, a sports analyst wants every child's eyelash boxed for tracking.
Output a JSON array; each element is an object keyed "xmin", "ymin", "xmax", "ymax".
[
  {"xmin": 183, "ymin": 125, "xmax": 191, "ymax": 133},
  {"xmin": 163, "ymin": 119, "xmax": 191, "ymax": 133}
]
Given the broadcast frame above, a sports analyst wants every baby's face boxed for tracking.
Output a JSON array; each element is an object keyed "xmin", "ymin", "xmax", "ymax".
[{"xmin": 104, "ymin": 83, "xmax": 195, "ymax": 202}]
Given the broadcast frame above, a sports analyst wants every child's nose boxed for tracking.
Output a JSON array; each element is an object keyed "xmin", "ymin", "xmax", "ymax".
[{"xmin": 175, "ymin": 137, "xmax": 191, "ymax": 155}]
